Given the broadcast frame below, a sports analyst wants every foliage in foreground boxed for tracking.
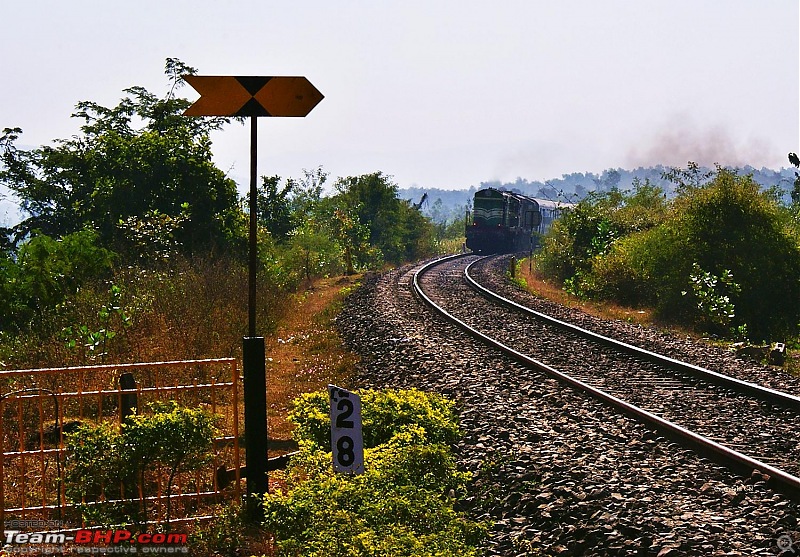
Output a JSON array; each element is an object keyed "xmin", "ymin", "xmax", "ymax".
[
  {"xmin": 261, "ymin": 388, "xmax": 486, "ymax": 557},
  {"xmin": 288, "ymin": 387, "xmax": 461, "ymax": 450},
  {"xmin": 64, "ymin": 401, "xmax": 220, "ymax": 525}
]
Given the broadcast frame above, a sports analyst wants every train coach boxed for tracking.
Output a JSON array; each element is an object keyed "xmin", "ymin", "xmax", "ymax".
[{"xmin": 465, "ymin": 187, "xmax": 570, "ymax": 254}]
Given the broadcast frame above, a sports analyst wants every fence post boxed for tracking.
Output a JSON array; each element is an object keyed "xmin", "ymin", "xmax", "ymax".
[{"xmin": 119, "ymin": 373, "xmax": 138, "ymax": 423}]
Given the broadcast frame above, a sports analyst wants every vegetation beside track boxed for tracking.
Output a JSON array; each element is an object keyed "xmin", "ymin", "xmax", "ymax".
[
  {"xmin": 534, "ymin": 163, "xmax": 800, "ymax": 346},
  {"xmin": 185, "ymin": 277, "xmax": 485, "ymax": 556},
  {"xmin": 257, "ymin": 389, "xmax": 485, "ymax": 557}
]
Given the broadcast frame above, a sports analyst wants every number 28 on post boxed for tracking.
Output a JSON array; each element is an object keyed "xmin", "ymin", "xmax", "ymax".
[{"xmin": 328, "ymin": 385, "xmax": 364, "ymax": 475}]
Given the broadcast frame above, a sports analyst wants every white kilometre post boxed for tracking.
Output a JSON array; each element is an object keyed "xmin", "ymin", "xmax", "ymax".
[{"xmin": 328, "ymin": 385, "xmax": 364, "ymax": 474}]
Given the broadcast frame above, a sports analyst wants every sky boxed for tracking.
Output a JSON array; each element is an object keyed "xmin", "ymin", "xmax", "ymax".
[{"xmin": 1, "ymin": 0, "xmax": 798, "ymax": 206}]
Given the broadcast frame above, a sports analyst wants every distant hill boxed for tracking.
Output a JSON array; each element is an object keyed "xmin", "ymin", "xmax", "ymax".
[{"xmin": 400, "ymin": 165, "xmax": 797, "ymax": 224}]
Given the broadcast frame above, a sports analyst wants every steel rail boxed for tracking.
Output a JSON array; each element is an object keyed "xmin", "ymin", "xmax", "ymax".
[
  {"xmin": 464, "ymin": 257, "xmax": 800, "ymax": 411},
  {"xmin": 413, "ymin": 255, "xmax": 800, "ymax": 499}
]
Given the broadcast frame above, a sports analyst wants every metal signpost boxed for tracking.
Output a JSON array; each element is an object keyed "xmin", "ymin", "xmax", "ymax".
[{"xmin": 183, "ymin": 75, "xmax": 323, "ymax": 509}]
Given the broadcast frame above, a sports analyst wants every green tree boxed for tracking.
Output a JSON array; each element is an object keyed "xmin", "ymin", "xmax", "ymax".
[
  {"xmin": 288, "ymin": 166, "xmax": 329, "ymax": 217},
  {"xmin": 0, "ymin": 59, "xmax": 241, "ymax": 258},
  {"xmin": 287, "ymin": 220, "xmax": 344, "ymax": 280},
  {"xmin": 0, "ymin": 229, "xmax": 115, "ymax": 332},
  {"xmin": 258, "ymin": 175, "xmax": 296, "ymax": 242},
  {"xmin": 333, "ymin": 172, "xmax": 436, "ymax": 264},
  {"xmin": 326, "ymin": 201, "xmax": 374, "ymax": 275},
  {"xmin": 117, "ymin": 207, "xmax": 190, "ymax": 264}
]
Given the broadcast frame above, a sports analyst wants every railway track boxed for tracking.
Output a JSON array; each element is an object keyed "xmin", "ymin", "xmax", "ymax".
[
  {"xmin": 338, "ymin": 259, "xmax": 800, "ymax": 555},
  {"xmin": 414, "ymin": 254, "xmax": 800, "ymax": 499}
]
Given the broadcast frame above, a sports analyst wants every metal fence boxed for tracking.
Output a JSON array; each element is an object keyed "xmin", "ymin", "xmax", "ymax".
[{"xmin": 0, "ymin": 358, "xmax": 242, "ymax": 527}]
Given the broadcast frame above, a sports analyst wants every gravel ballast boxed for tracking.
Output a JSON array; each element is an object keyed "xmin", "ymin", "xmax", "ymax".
[{"xmin": 335, "ymin": 261, "xmax": 800, "ymax": 556}]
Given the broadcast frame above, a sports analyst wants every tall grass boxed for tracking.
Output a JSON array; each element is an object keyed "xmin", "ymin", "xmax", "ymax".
[{"xmin": 0, "ymin": 255, "xmax": 292, "ymax": 370}]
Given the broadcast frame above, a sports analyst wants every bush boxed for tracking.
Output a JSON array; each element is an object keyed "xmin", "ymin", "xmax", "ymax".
[
  {"xmin": 538, "ymin": 167, "xmax": 800, "ymax": 341},
  {"xmin": 535, "ymin": 218, "xmax": 577, "ymax": 283},
  {"xmin": 64, "ymin": 420, "xmax": 132, "ymax": 524},
  {"xmin": 536, "ymin": 180, "xmax": 668, "ymax": 291},
  {"xmin": 0, "ymin": 229, "xmax": 115, "ymax": 333},
  {"xmin": 264, "ymin": 389, "xmax": 486, "ymax": 557},
  {"xmin": 64, "ymin": 401, "xmax": 220, "ymax": 525},
  {"xmin": 590, "ymin": 223, "xmax": 690, "ymax": 313},
  {"xmin": 682, "ymin": 263, "xmax": 744, "ymax": 338},
  {"xmin": 589, "ymin": 234, "xmax": 651, "ymax": 306},
  {"xmin": 288, "ymin": 388, "xmax": 460, "ymax": 451},
  {"xmin": 671, "ymin": 169, "xmax": 800, "ymax": 339}
]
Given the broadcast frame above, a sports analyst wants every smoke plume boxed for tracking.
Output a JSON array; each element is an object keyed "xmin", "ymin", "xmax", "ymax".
[{"xmin": 625, "ymin": 118, "xmax": 782, "ymax": 169}]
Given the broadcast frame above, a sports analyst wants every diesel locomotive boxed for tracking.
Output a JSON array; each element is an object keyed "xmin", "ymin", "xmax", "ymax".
[{"xmin": 465, "ymin": 188, "xmax": 569, "ymax": 254}]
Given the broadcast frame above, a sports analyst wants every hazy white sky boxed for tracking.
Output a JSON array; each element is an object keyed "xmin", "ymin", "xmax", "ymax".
[{"xmin": 2, "ymin": 0, "xmax": 798, "ymax": 195}]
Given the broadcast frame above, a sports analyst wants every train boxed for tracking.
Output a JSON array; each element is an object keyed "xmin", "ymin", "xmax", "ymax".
[{"xmin": 465, "ymin": 188, "xmax": 571, "ymax": 254}]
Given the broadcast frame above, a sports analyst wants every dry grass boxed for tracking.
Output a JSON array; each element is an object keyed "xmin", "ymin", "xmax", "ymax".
[
  {"xmin": 265, "ymin": 275, "xmax": 361, "ymax": 448},
  {"xmin": 0, "ymin": 256, "xmax": 286, "ymax": 370},
  {"xmin": 519, "ymin": 257, "xmax": 800, "ymax": 380},
  {"xmin": 517, "ymin": 257, "xmax": 658, "ymax": 329}
]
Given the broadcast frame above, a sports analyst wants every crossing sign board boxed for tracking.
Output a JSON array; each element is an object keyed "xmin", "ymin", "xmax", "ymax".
[{"xmin": 182, "ymin": 75, "xmax": 324, "ymax": 117}]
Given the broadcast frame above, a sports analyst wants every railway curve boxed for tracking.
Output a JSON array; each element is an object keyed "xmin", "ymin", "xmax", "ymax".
[
  {"xmin": 416, "ymin": 255, "xmax": 800, "ymax": 489},
  {"xmin": 335, "ymin": 257, "xmax": 800, "ymax": 556}
]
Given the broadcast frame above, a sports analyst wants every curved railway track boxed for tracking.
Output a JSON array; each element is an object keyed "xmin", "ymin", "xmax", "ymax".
[
  {"xmin": 337, "ymin": 258, "xmax": 800, "ymax": 555},
  {"xmin": 414, "ymin": 254, "xmax": 800, "ymax": 499}
]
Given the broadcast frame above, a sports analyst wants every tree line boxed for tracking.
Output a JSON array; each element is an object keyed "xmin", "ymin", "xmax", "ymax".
[{"xmin": 0, "ymin": 59, "xmax": 449, "ymax": 368}]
